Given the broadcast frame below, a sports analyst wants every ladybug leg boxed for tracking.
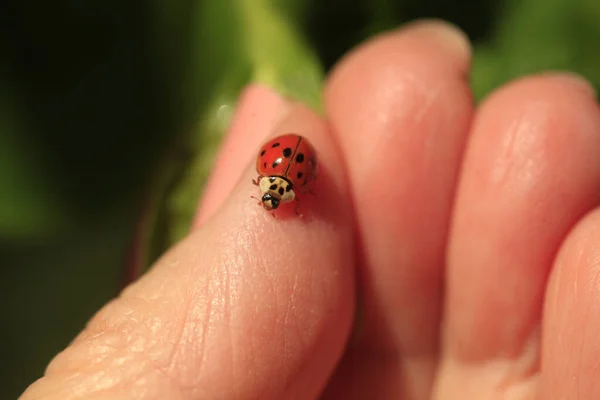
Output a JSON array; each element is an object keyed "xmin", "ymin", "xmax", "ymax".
[
  {"xmin": 308, "ymin": 181, "xmax": 317, "ymax": 196},
  {"xmin": 250, "ymin": 195, "xmax": 262, "ymax": 206},
  {"xmin": 252, "ymin": 176, "xmax": 262, "ymax": 186}
]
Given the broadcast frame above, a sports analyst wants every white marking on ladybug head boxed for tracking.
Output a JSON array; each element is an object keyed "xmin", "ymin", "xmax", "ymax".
[{"xmin": 259, "ymin": 176, "xmax": 296, "ymax": 210}]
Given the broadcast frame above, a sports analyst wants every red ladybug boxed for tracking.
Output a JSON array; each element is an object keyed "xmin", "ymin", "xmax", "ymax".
[{"xmin": 252, "ymin": 134, "xmax": 317, "ymax": 214}]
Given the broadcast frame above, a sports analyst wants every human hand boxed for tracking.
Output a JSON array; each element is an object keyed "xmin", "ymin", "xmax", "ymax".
[{"xmin": 21, "ymin": 20, "xmax": 600, "ymax": 399}]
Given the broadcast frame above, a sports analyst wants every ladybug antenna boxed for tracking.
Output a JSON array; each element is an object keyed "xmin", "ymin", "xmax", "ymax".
[{"xmin": 250, "ymin": 195, "xmax": 262, "ymax": 204}]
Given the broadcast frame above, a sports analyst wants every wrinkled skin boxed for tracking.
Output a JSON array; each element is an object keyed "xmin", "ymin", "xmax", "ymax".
[{"xmin": 21, "ymin": 20, "xmax": 600, "ymax": 400}]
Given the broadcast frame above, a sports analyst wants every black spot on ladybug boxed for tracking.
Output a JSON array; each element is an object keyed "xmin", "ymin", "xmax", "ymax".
[
  {"xmin": 260, "ymin": 149, "xmax": 266, "ymax": 156},
  {"xmin": 269, "ymin": 184, "xmax": 277, "ymax": 190},
  {"xmin": 285, "ymin": 185, "xmax": 292, "ymax": 192},
  {"xmin": 269, "ymin": 176, "xmax": 276, "ymax": 182},
  {"xmin": 282, "ymin": 147, "xmax": 292, "ymax": 157},
  {"xmin": 272, "ymin": 158, "xmax": 282, "ymax": 168},
  {"xmin": 263, "ymin": 162, "xmax": 267, "ymax": 168},
  {"xmin": 296, "ymin": 153, "xmax": 305, "ymax": 163},
  {"xmin": 303, "ymin": 179, "xmax": 308, "ymax": 186},
  {"xmin": 278, "ymin": 187, "xmax": 285, "ymax": 195},
  {"xmin": 297, "ymin": 172, "xmax": 303, "ymax": 179},
  {"xmin": 272, "ymin": 142, "xmax": 280, "ymax": 148}
]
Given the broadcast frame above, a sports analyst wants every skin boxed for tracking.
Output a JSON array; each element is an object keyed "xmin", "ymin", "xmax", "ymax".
[{"xmin": 20, "ymin": 19, "xmax": 600, "ymax": 400}]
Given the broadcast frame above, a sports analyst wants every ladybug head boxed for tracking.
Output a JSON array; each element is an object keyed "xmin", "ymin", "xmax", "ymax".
[
  {"xmin": 261, "ymin": 193, "xmax": 280, "ymax": 210},
  {"xmin": 257, "ymin": 176, "xmax": 295, "ymax": 211}
]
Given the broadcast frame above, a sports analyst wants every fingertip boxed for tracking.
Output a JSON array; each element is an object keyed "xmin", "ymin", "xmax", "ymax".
[
  {"xmin": 479, "ymin": 72, "xmax": 597, "ymax": 114},
  {"xmin": 194, "ymin": 84, "xmax": 291, "ymax": 227},
  {"xmin": 324, "ymin": 18, "xmax": 474, "ymax": 187},
  {"xmin": 467, "ymin": 72, "xmax": 600, "ymax": 203},
  {"xmin": 399, "ymin": 18, "xmax": 472, "ymax": 66},
  {"xmin": 326, "ymin": 18, "xmax": 472, "ymax": 104},
  {"xmin": 532, "ymin": 71, "xmax": 596, "ymax": 98}
]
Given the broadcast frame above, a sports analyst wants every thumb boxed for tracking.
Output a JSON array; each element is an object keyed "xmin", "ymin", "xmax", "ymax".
[{"xmin": 20, "ymin": 85, "xmax": 356, "ymax": 400}]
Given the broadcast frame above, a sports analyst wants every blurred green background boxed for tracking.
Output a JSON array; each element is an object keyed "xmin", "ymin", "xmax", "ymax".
[{"xmin": 1, "ymin": 0, "xmax": 598, "ymax": 397}]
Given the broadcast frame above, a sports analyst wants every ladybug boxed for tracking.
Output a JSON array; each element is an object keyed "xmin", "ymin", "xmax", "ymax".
[{"xmin": 252, "ymin": 134, "xmax": 317, "ymax": 214}]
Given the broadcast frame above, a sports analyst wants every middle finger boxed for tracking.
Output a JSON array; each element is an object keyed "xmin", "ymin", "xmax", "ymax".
[{"xmin": 322, "ymin": 20, "xmax": 474, "ymax": 399}]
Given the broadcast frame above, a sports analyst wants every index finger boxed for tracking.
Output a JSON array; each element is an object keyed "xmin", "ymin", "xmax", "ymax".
[{"xmin": 20, "ymin": 99, "xmax": 356, "ymax": 399}]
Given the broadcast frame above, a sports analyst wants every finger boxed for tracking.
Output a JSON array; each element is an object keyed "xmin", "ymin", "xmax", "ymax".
[
  {"xmin": 436, "ymin": 74, "xmax": 600, "ymax": 398},
  {"xmin": 20, "ymin": 104, "xmax": 355, "ymax": 400},
  {"xmin": 194, "ymin": 84, "xmax": 290, "ymax": 226},
  {"xmin": 322, "ymin": 19, "xmax": 473, "ymax": 399},
  {"xmin": 542, "ymin": 207, "xmax": 600, "ymax": 398}
]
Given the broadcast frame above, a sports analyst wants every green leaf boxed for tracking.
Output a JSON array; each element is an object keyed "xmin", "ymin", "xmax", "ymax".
[{"xmin": 472, "ymin": 0, "xmax": 600, "ymax": 100}]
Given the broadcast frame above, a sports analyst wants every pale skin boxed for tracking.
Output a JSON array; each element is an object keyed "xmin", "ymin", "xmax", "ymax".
[{"xmin": 20, "ymin": 19, "xmax": 600, "ymax": 399}]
